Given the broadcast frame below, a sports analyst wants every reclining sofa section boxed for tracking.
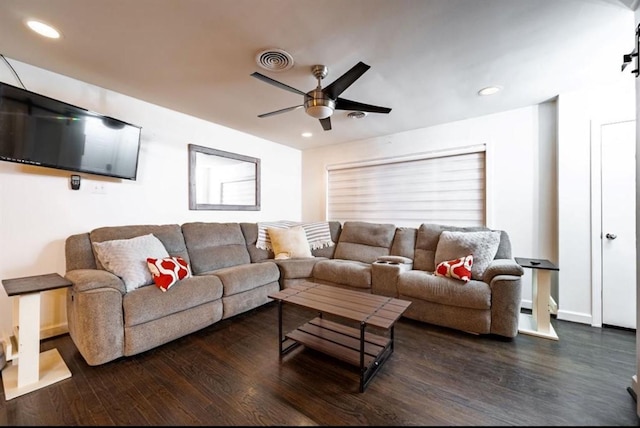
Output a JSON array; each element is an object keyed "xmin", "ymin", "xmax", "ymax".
[{"xmin": 64, "ymin": 220, "xmax": 523, "ymax": 366}]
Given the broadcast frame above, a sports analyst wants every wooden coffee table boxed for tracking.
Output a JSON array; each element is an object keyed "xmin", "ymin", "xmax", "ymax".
[{"xmin": 268, "ymin": 281, "xmax": 411, "ymax": 392}]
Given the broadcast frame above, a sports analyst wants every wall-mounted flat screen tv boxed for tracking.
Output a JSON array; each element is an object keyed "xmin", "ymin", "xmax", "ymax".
[{"xmin": 0, "ymin": 81, "xmax": 142, "ymax": 180}]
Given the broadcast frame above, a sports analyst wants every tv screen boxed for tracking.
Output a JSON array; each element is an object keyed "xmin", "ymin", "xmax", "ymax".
[{"xmin": 0, "ymin": 82, "xmax": 142, "ymax": 180}]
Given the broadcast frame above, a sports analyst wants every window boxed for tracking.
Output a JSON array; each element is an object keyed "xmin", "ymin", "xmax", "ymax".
[{"xmin": 326, "ymin": 145, "xmax": 486, "ymax": 227}]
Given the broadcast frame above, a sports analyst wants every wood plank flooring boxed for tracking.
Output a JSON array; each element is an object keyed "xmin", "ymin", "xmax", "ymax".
[{"xmin": 0, "ymin": 302, "xmax": 638, "ymax": 426}]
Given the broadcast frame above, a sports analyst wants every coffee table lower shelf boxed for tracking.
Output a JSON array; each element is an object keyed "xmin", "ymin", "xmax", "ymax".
[{"xmin": 282, "ymin": 317, "xmax": 393, "ymax": 391}]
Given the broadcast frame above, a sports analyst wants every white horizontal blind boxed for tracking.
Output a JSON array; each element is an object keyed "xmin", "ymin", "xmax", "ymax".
[
  {"xmin": 327, "ymin": 149, "xmax": 485, "ymax": 228},
  {"xmin": 221, "ymin": 179, "xmax": 255, "ymax": 205}
]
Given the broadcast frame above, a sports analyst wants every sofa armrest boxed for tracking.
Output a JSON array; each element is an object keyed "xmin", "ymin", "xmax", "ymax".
[
  {"xmin": 488, "ymin": 274, "xmax": 523, "ymax": 338},
  {"xmin": 371, "ymin": 258, "xmax": 413, "ymax": 297},
  {"xmin": 65, "ymin": 269, "xmax": 126, "ymax": 294},
  {"xmin": 482, "ymin": 259, "xmax": 524, "ymax": 285},
  {"xmin": 65, "ymin": 269, "xmax": 126, "ymax": 366}
]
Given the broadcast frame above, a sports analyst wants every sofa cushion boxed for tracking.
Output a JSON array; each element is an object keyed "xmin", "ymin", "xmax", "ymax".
[
  {"xmin": 313, "ymin": 221, "xmax": 342, "ymax": 259},
  {"xmin": 122, "ymin": 274, "xmax": 223, "ymax": 327},
  {"xmin": 390, "ymin": 227, "xmax": 417, "ymax": 259},
  {"xmin": 240, "ymin": 222, "xmax": 274, "ymax": 262},
  {"xmin": 208, "ymin": 261, "xmax": 280, "ymax": 296},
  {"xmin": 90, "ymin": 224, "xmax": 189, "ymax": 268},
  {"xmin": 93, "ymin": 233, "xmax": 170, "ymax": 292},
  {"xmin": 333, "ymin": 221, "xmax": 396, "ymax": 263},
  {"xmin": 182, "ymin": 222, "xmax": 251, "ymax": 274},
  {"xmin": 257, "ymin": 221, "xmax": 334, "ymax": 251},
  {"xmin": 435, "ymin": 231, "xmax": 500, "ymax": 280},
  {"xmin": 413, "ymin": 224, "xmax": 490, "ymax": 272},
  {"xmin": 397, "ymin": 270, "xmax": 491, "ymax": 310},
  {"xmin": 313, "ymin": 259, "xmax": 372, "ymax": 289},
  {"xmin": 240, "ymin": 222, "xmax": 342, "ymax": 262},
  {"xmin": 146, "ymin": 256, "xmax": 192, "ymax": 292},
  {"xmin": 274, "ymin": 258, "xmax": 326, "ymax": 279},
  {"xmin": 435, "ymin": 254, "xmax": 473, "ymax": 282},
  {"xmin": 66, "ymin": 233, "xmax": 97, "ymax": 271},
  {"xmin": 267, "ymin": 226, "xmax": 313, "ymax": 259}
]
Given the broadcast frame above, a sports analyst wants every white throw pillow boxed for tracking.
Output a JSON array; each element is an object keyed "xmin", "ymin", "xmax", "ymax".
[
  {"xmin": 267, "ymin": 226, "xmax": 313, "ymax": 259},
  {"xmin": 93, "ymin": 233, "xmax": 170, "ymax": 292},
  {"xmin": 434, "ymin": 230, "xmax": 501, "ymax": 281}
]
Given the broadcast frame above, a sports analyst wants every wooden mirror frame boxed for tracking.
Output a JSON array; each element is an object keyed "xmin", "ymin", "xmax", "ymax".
[{"xmin": 188, "ymin": 144, "xmax": 261, "ymax": 211}]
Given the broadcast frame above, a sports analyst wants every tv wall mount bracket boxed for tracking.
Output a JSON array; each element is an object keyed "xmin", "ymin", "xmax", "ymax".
[{"xmin": 621, "ymin": 23, "xmax": 640, "ymax": 78}]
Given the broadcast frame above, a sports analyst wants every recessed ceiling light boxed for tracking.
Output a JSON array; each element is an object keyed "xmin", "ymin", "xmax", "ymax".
[
  {"xmin": 26, "ymin": 20, "xmax": 61, "ymax": 39},
  {"xmin": 478, "ymin": 86, "xmax": 502, "ymax": 96},
  {"xmin": 301, "ymin": 132, "xmax": 312, "ymax": 138}
]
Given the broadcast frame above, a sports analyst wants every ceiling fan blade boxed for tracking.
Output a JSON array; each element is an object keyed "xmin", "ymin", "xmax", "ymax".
[
  {"xmin": 335, "ymin": 97, "xmax": 391, "ymax": 114},
  {"xmin": 258, "ymin": 105, "xmax": 304, "ymax": 118},
  {"xmin": 320, "ymin": 117, "xmax": 332, "ymax": 131},
  {"xmin": 250, "ymin": 72, "xmax": 307, "ymax": 96},
  {"xmin": 323, "ymin": 61, "xmax": 370, "ymax": 99}
]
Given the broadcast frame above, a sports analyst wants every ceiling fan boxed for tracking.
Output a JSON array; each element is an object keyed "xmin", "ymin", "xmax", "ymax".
[{"xmin": 250, "ymin": 61, "xmax": 391, "ymax": 131}]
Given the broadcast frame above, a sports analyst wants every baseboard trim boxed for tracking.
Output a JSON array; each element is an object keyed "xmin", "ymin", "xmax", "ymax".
[{"xmin": 41, "ymin": 323, "xmax": 68, "ymax": 340}]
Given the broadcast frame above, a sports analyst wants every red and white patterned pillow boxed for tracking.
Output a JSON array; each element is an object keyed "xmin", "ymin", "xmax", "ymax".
[
  {"xmin": 146, "ymin": 256, "xmax": 192, "ymax": 292},
  {"xmin": 435, "ymin": 254, "xmax": 473, "ymax": 282}
]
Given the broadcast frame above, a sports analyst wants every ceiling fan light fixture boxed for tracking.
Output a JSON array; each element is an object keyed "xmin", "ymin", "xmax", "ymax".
[
  {"xmin": 304, "ymin": 90, "xmax": 335, "ymax": 119},
  {"xmin": 306, "ymin": 105, "xmax": 333, "ymax": 119}
]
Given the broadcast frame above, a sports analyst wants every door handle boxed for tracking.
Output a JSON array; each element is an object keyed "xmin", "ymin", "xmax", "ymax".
[{"xmin": 606, "ymin": 233, "xmax": 617, "ymax": 240}]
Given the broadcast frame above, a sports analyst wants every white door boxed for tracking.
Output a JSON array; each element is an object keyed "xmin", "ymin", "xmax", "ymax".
[{"xmin": 601, "ymin": 120, "xmax": 636, "ymax": 329}]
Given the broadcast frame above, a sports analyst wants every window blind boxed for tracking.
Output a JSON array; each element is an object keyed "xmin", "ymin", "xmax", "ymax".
[{"xmin": 326, "ymin": 148, "xmax": 486, "ymax": 228}]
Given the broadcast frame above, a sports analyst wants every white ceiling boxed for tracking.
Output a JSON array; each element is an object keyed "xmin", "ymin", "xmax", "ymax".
[{"xmin": 0, "ymin": 0, "xmax": 636, "ymax": 150}]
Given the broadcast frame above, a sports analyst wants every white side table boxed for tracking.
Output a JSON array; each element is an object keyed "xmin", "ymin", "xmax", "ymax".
[
  {"xmin": 1, "ymin": 273, "xmax": 72, "ymax": 400},
  {"xmin": 515, "ymin": 257, "xmax": 559, "ymax": 341}
]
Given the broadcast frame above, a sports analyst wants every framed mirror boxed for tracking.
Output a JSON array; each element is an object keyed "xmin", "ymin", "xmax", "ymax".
[{"xmin": 188, "ymin": 144, "xmax": 261, "ymax": 211}]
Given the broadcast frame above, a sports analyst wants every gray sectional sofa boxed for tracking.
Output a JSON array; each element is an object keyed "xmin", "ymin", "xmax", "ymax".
[{"xmin": 64, "ymin": 220, "xmax": 523, "ymax": 366}]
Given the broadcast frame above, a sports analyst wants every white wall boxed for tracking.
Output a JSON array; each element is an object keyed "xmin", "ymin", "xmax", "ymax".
[
  {"xmin": 557, "ymin": 78, "xmax": 636, "ymax": 325},
  {"xmin": 0, "ymin": 59, "xmax": 302, "ymax": 338},
  {"xmin": 301, "ymin": 103, "xmax": 557, "ymax": 309}
]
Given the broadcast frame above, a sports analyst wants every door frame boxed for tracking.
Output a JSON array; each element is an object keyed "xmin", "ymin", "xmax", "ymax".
[{"xmin": 590, "ymin": 117, "xmax": 636, "ymax": 327}]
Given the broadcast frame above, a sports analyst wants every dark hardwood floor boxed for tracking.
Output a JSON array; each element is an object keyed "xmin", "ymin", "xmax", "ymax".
[{"xmin": 0, "ymin": 302, "xmax": 638, "ymax": 426}]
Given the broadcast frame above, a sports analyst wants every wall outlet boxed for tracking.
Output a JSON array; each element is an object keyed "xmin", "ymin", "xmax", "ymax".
[{"xmin": 90, "ymin": 183, "xmax": 107, "ymax": 194}]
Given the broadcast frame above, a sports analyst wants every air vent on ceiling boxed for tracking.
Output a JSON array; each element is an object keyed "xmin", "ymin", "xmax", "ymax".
[
  {"xmin": 255, "ymin": 48, "xmax": 294, "ymax": 72},
  {"xmin": 347, "ymin": 111, "xmax": 367, "ymax": 119}
]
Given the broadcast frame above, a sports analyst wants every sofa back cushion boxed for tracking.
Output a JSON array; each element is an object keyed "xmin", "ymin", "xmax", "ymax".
[
  {"xmin": 413, "ymin": 223, "xmax": 512, "ymax": 272},
  {"xmin": 66, "ymin": 233, "xmax": 98, "ymax": 271},
  {"xmin": 333, "ymin": 221, "xmax": 396, "ymax": 263},
  {"xmin": 240, "ymin": 221, "xmax": 342, "ymax": 262},
  {"xmin": 182, "ymin": 222, "xmax": 250, "ymax": 274},
  {"xmin": 312, "ymin": 221, "xmax": 342, "ymax": 259},
  {"xmin": 434, "ymin": 230, "xmax": 501, "ymax": 280},
  {"xmin": 390, "ymin": 227, "xmax": 417, "ymax": 259},
  {"xmin": 89, "ymin": 224, "xmax": 188, "ymax": 271}
]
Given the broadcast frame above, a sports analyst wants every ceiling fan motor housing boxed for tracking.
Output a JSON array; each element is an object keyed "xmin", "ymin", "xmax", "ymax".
[{"xmin": 304, "ymin": 89, "xmax": 335, "ymax": 119}]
